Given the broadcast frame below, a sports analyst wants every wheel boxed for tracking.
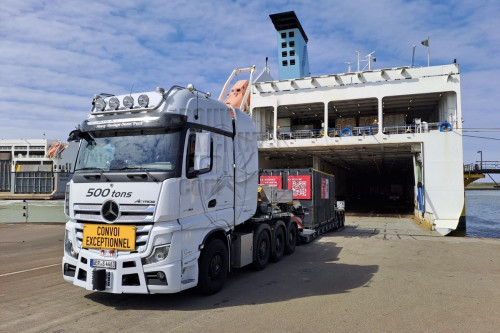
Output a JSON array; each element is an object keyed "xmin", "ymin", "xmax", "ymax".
[
  {"xmin": 284, "ymin": 223, "xmax": 297, "ymax": 255},
  {"xmin": 198, "ymin": 238, "xmax": 228, "ymax": 295},
  {"xmin": 253, "ymin": 228, "xmax": 270, "ymax": 270},
  {"xmin": 271, "ymin": 226, "xmax": 285, "ymax": 263}
]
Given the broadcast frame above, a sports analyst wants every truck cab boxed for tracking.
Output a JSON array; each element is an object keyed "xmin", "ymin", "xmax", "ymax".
[{"xmin": 62, "ymin": 85, "xmax": 258, "ymax": 294}]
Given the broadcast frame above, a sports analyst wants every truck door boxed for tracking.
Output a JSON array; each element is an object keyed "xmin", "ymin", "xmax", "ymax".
[{"xmin": 179, "ymin": 131, "xmax": 218, "ymax": 220}]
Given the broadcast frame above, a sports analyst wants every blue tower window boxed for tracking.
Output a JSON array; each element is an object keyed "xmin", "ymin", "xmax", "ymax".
[
  {"xmin": 282, "ymin": 60, "xmax": 288, "ymax": 66},
  {"xmin": 290, "ymin": 59, "xmax": 296, "ymax": 66},
  {"xmin": 290, "ymin": 50, "xmax": 295, "ymax": 56},
  {"xmin": 289, "ymin": 31, "xmax": 294, "ymax": 37},
  {"xmin": 289, "ymin": 41, "xmax": 295, "ymax": 47},
  {"xmin": 281, "ymin": 42, "xmax": 286, "ymax": 48},
  {"xmin": 282, "ymin": 51, "xmax": 287, "ymax": 57}
]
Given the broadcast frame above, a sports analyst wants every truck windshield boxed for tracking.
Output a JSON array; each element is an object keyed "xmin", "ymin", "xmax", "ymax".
[{"xmin": 75, "ymin": 129, "xmax": 182, "ymax": 173}]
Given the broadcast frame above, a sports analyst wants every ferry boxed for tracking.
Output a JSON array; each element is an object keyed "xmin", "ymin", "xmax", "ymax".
[
  {"xmin": 222, "ymin": 12, "xmax": 464, "ymax": 235},
  {"xmin": 0, "ymin": 139, "xmax": 78, "ymax": 199}
]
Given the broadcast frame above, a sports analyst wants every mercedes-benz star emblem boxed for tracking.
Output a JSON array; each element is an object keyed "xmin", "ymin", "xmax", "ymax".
[{"xmin": 101, "ymin": 200, "xmax": 119, "ymax": 222}]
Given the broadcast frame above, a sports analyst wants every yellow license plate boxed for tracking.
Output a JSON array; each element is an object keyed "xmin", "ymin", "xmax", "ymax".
[{"xmin": 83, "ymin": 224, "xmax": 136, "ymax": 251}]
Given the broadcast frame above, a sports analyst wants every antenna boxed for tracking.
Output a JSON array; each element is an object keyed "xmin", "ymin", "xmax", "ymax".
[
  {"xmin": 365, "ymin": 51, "xmax": 375, "ymax": 70},
  {"xmin": 411, "ymin": 45, "xmax": 416, "ymax": 67},
  {"xmin": 345, "ymin": 62, "xmax": 352, "ymax": 72},
  {"xmin": 265, "ymin": 56, "xmax": 268, "ymax": 68},
  {"xmin": 356, "ymin": 51, "xmax": 361, "ymax": 72},
  {"xmin": 129, "ymin": 84, "xmax": 134, "ymax": 96}
]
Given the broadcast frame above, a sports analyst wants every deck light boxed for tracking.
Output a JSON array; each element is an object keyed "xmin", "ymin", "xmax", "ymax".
[
  {"xmin": 123, "ymin": 96, "xmax": 134, "ymax": 109},
  {"xmin": 138, "ymin": 94, "xmax": 149, "ymax": 108},
  {"xmin": 108, "ymin": 97, "xmax": 120, "ymax": 110}
]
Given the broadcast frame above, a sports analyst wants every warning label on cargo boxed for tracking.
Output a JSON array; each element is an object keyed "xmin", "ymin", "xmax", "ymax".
[
  {"xmin": 287, "ymin": 175, "xmax": 311, "ymax": 199},
  {"xmin": 260, "ymin": 175, "xmax": 282, "ymax": 189},
  {"xmin": 321, "ymin": 178, "xmax": 329, "ymax": 199}
]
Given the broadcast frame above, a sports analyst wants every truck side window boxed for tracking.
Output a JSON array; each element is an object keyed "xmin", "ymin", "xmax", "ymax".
[{"xmin": 186, "ymin": 133, "xmax": 213, "ymax": 178}]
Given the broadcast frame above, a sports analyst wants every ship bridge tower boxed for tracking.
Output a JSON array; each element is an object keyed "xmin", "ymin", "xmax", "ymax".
[{"xmin": 270, "ymin": 11, "xmax": 310, "ymax": 80}]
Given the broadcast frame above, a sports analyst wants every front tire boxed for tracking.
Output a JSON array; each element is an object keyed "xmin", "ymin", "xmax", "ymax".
[{"xmin": 198, "ymin": 238, "xmax": 228, "ymax": 295}]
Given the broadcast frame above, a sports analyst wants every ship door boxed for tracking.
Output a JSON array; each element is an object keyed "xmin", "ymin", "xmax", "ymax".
[
  {"xmin": 414, "ymin": 150, "xmax": 424, "ymax": 214},
  {"xmin": 0, "ymin": 153, "xmax": 11, "ymax": 192}
]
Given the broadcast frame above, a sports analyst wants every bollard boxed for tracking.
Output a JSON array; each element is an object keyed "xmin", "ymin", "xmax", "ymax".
[{"xmin": 22, "ymin": 199, "xmax": 29, "ymax": 223}]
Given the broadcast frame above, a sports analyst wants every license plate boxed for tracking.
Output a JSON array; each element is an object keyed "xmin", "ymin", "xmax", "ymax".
[
  {"xmin": 90, "ymin": 259, "xmax": 116, "ymax": 269},
  {"xmin": 83, "ymin": 224, "xmax": 136, "ymax": 251}
]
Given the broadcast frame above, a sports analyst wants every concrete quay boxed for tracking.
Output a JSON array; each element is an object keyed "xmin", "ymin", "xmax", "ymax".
[{"xmin": 1, "ymin": 216, "xmax": 499, "ymax": 332}]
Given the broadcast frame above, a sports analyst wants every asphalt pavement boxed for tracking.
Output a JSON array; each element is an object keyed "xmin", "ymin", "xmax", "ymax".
[{"xmin": 1, "ymin": 217, "xmax": 499, "ymax": 333}]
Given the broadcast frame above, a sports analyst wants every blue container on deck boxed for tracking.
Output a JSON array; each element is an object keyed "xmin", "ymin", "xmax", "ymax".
[{"xmin": 259, "ymin": 168, "xmax": 336, "ymax": 229}]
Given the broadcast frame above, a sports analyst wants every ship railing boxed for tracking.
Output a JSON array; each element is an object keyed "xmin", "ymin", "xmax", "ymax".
[
  {"xmin": 258, "ymin": 129, "xmax": 324, "ymax": 140},
  {"xmin": 257, "ymin": 122, "xmax": 446, "ymax": 141},
  {"xmin": 465, "ymin": 161, "xmax": 500, "ymax": 172},
  {"xmin": 257, "ymin": 132, "xmax": 273, "ymax": 141},
  {"xmin": 382, "ymin": 122, "xmax": 441, "ymax": 135}
]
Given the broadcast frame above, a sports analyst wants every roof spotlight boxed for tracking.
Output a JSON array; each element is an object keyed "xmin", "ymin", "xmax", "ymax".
[
  {"xmin": 108, "ymin": 97, "xmax": 120, "ymax": 110},
  {"xmin": 138, "ymin": 94, "xmax": 149, "ymax": 108},
  {"xmin": 123, "ymin": 96, "xmax": 134, "ymax": 109},
  {"xmin": 94, "ymin": 97, "xmax": 106, "ymax": 111}
]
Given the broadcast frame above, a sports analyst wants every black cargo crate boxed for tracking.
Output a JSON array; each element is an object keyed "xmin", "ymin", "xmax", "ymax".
[{"xmin": 259, "ymin": 168, "xmax": 336, "ymax": 229}]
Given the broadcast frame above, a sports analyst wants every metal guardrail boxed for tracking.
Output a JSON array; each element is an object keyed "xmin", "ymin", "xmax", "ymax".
[
  {"xmin": 258, "ymin": 122, "xmax": 444, "ymax": 141},
  {"xmin": 465, "ymin": 161, "xmax": 500, "ymax": 172}
]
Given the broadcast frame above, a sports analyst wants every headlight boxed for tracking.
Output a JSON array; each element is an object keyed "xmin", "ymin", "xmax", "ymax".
[
  {"xmin": 142, "ymin": 244, "xmax": 170, "ymax": 265},
  {"xmin": 64, "ymin": 230, "xmax": 78, "ymax": 259},
  {"xmin": 138, "ymin": 94, "xmax": 149, "ymax": 108},
  {"xmin": 94, "ymin": 97, "xmax": 106, "ymax": 111},
  {"xmin": 108, "ymin": 97, "xmax": 120, "ymax": 110},
  {"xmin": 64, "ymin": 183, "xmax": 70, "ymax": 217},
  {"xmin": 123, "ymin": 96, "xmax": 134, "ymax": 109}
]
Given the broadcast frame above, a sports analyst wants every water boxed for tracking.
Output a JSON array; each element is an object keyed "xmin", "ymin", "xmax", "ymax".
[
  {"xmin": 465, "ymin": 190, "xmax": 500, "ymax": 239},
  {"xmin": 0, "ymin": 200, "xmax": 67, "ymax": 223},
  {"xmin": 0, "ymin": 193, "xmax": 499, "ymax": 238}
]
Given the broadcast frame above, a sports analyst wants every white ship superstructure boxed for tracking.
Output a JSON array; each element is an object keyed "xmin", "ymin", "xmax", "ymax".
[
  {"xmin": 243, "ymin": 12, "xmax": 464, "ymax": 235},
  {"xmin": 0, "ymin": 139, "xmax": 78, "ymax": 199}
]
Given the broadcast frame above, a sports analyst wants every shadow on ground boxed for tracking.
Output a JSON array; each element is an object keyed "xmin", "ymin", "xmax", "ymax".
[{"xmin": 85, "ymin": 239, "xmax": 378, "ymax": 311}]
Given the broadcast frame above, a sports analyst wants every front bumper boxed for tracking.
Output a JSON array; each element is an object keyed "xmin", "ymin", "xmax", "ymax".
[{"xmin": 62, "ymin": 249, "xmax": 198, "ymax": 294}]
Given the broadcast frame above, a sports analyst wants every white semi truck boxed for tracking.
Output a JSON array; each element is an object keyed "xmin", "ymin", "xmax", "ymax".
[{"xmin": 62, "ymin": 85, "xmax": 344, "ymax": 294}]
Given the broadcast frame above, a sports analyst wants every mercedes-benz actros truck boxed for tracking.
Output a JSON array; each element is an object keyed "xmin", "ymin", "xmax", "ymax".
[{"xmin": 62, "ymin": 85, "xmax": 344, "ymax": 295}]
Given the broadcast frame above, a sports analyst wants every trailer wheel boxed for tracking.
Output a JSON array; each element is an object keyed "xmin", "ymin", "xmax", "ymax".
[
  {"xmin": 253, "ymin": 229, "xmax": 270, "ymax": 271},
  {"xmin": 284, "ymin": 223, "xmax": 297, "ymax": 255},
  {"xmin": 271, "ymin": 226, "xmax": 285, "ymax": 263},
  {"xmin": 198, "ymin": 238, "xmax": 227, "ymax": 295}
]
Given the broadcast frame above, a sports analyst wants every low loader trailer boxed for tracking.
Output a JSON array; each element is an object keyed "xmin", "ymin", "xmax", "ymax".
[{"xmin": 62, "ymin": 85, "xmax": 344, "ymax": 294}]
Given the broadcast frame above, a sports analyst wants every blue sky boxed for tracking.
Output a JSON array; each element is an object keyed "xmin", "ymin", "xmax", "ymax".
[{"xmin": 1, "ymin": 0, "xmax": 499, "ymax": 178}]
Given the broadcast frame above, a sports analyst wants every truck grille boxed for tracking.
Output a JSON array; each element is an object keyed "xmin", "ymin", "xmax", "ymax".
[
  {"xmin": 74, "ymin": 222, "xmax": 153, "ymax": 253},
  {"xmin": 73, "ymin": 203, "xmax": 155, "ymax": 223}
]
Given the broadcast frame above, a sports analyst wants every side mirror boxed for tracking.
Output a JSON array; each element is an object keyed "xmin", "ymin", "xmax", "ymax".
[
  {"xmin": 198, "ymin": 157, "xmax": 211, "ymax": 170},
  {"xmin": 67, "ymin": 129, "xmax": 81, "ymax": 142},
  {"xmin": 193, "ymin": 133, "xmax": 211, "ymax": 171}
]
